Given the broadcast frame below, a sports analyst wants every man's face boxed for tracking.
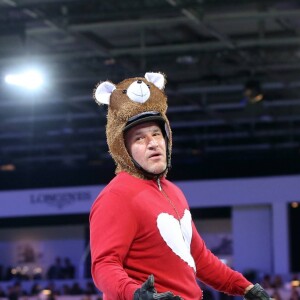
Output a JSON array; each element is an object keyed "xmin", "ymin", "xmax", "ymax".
[{"xmin": 125, "ymin": 121, "xmax": 167, "ymax": 175}]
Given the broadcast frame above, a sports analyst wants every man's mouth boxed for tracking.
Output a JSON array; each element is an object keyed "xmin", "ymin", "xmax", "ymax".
[{"xmin": 149, "ymin": 153, "xmax": 161, "ymax": 159}]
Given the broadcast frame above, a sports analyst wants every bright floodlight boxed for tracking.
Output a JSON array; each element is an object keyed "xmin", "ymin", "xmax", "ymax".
[{"xmin": 4, "ymin": 69, "xmax": 44, "ymax": 90}]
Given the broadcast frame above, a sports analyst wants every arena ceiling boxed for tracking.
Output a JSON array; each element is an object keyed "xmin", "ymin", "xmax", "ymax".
[{"xmin": 1, "ymin": 0, "xmax": 300, "ymax": 189}]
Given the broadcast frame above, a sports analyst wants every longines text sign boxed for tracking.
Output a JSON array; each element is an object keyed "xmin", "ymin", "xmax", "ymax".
[{"xmin": 30, "ymin": 191, "xmax": 92, "ymax": 209}]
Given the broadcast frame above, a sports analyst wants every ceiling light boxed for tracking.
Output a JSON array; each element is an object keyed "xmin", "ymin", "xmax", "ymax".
[
  {"xmin": 0, "ymin": 164, "xmax": 15, "ymax": 171},
  {"xmin": 244, "ymin": 80, "xmax": 264, "ymax": 103},
  {"xmin": 4, "ymin": 69, "xmax": 44, "ymax": 90},
  {"xmin": 176, "ymin": 55, "xmax": 198, "ymax": 64}
]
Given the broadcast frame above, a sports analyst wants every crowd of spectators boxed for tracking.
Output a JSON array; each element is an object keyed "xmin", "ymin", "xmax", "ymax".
[
  {"xmin": 0, "ymin": 261, "xmax": 299, "ymax": 300},
  {"xmin": 0, "ymin": 280, "xmax": 99, "ymax": 298},
  {"xmin": 0, "ymin": 257, "xmax": 78, "ymax": 282},
  {"xmin": 259, "ymin": 273, "xmax": 300, "ymax": 300},
  {"xmin": 0, "ymin": 256, "xmax": 100, "ymax": 299},
  {"xmin": 46, "ymin": 257, "xmax": 75, "ymax": 280}
]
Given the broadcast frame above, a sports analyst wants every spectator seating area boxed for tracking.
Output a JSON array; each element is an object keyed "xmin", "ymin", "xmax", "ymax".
[
  {"xmin": 0, "ymin": 259, "xmax": 299, "ymax": 300},
  {"xmin": 0, "ymin": 279, "xmax": 102, "ymax": 299}
]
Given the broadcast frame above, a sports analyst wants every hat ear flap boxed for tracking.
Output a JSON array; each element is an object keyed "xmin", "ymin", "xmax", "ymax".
[
  {"xmin": 145, "ymin": 72, "xmax": 165, "ymax": 90},
  {"xmin": 94, "ymin": 81, "xmax": 116, "ymax": 105}
]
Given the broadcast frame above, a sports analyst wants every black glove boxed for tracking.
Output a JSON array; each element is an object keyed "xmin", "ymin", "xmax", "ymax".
[
  {"xmin": 244, "ymin": 284, "xmax": 271, "ymax": 300},
  {"xmin": 133, "ymin": 275, "xmax": 182, "ymax": 300}
]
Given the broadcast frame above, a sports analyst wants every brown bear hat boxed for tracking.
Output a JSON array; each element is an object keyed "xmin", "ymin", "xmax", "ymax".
[{"xmin": 94, "ymin": 72, "xmax": 172, "ymax": 179}]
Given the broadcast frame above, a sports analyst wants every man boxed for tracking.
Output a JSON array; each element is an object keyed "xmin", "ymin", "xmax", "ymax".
[{"xmin": 90, "ymin": 72, "xmax": 271, "ymax": 300}]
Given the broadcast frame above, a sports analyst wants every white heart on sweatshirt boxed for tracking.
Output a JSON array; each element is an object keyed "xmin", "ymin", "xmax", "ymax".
[{"xmin": 157, "ymin": 209, "xmax": 196, "ymax": 271}]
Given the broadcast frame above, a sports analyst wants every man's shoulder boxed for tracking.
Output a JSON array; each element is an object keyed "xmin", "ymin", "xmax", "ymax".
[
  {"xmin": 162, "ymin": 178, "xmax": 187, "ymax": 200},
  {"xmin": 162, "ymin": 177, "xmax": 181, "ymax": 190},
  {"xmin": 100, "ymin": 172, "xmax": 144, "ymax": 197},
  {"xmin": 108, "ymin": 171, "xmax": 140, "ymax": 187},
  {"xmin": 91, "ymin": 172, "xmax": 147, "ymax": 211}
]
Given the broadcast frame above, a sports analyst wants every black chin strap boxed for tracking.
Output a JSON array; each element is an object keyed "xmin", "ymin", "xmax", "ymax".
[{"xmin": 131, "ymin": 158, "xmax": 169, "ymax": 179}]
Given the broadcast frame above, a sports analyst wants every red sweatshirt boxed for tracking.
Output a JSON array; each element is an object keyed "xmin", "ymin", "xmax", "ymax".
[{"xmin": 90, "ymin": 172, "xmax": 251, "ymax": 300}]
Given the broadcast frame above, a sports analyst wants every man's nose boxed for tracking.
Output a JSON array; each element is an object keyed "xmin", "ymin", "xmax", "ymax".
[{"xmin": 147, "ymin": 137, "xmax": 158, "ymax": 148}]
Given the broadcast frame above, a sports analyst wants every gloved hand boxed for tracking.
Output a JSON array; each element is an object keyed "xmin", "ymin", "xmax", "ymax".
[
  {"xmin": 133, "ymin": 274, "xmax": 183, "ymax": 300},
  {"xmin": 244, "ymin": 284, "xmax": 271, "ymax": 300}
]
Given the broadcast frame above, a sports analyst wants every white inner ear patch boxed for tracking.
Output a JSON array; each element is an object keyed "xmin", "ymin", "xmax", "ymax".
[{"xmin": 127, "ymin": 80, "xmax": 150, "ymax": 103}]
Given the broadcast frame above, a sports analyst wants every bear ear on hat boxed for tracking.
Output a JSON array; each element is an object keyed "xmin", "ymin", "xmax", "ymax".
[
  {"xmin": 94, "ymin": 81, "xmax": 116, "ymax": 105},
  {"xmin": 145, "ymin": 72, "xmax": 165, "ymax": 90}
]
